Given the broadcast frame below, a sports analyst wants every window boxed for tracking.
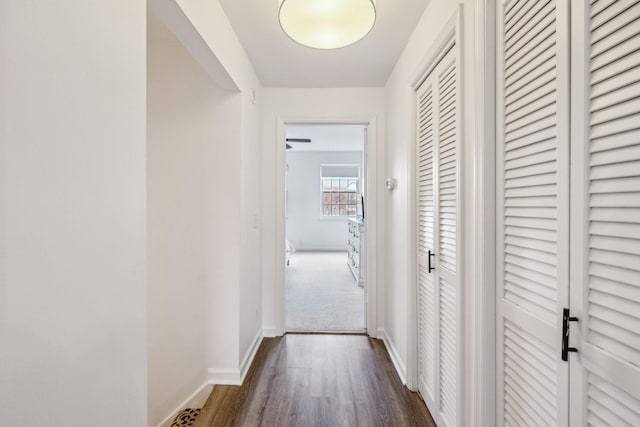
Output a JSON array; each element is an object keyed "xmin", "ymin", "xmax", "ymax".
[{"xmin": 320, "ymin": 165, "xmax": 360, "ymax": 217}]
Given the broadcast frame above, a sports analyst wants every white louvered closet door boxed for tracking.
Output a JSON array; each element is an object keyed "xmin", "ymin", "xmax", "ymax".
[
  {"xmin": 417, "ymin": 46, "xmax": 460, "ymax": 427},
  {"xmin": 496, "ymin": 0, "xmax": 571, "ymax": 425},
  {"xmin": 417, "ymin": 72, "xmax": 437, "ymax": 413},
  {"xmin": 570, "ymin": 1, "xmax": 640, "ymax": 425}
]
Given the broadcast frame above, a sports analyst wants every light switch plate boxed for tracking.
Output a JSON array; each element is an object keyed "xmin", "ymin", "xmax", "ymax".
[{"xmin": 385, "ymin": 178, "xmax": 396, "ymax": 190}]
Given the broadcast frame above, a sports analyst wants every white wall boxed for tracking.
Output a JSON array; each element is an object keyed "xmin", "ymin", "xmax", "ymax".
[
  {"xmin": 0, "ymin": 1, "xmax": 147, "ymax": 426},
  {"xmin": 150, "ymin": 0, "xmax": 264, "ymax": 386},
  {"xmin": 178, "ymin": 0, "xmax": 264, "ymax": 372},
  {"xmin": 146, "ymin": 17, "xmax": 242, "ymax": 425},
  {"xmin": 383, "ymin": 0, "xmax": 481, "ymax": 423},
  {"xmin": 261, "ymin": 88, "xmax": 385, "ymax": 336},
  {"xmin": 286, "ymin": 151, "xmax": 363, "ymax": 250}
]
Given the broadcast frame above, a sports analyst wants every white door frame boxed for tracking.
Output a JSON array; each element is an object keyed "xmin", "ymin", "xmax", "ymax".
[
  {"xmin": 472, "ymin": 0, "xmax": 497, "ymax": 426},
  {"xmin": 274, "ymin": 116, "xmax": 379, "ymax": 336}
]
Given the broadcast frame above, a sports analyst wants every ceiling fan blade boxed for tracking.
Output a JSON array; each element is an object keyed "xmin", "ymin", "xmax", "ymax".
[{"xmin": 286, "ymin": 138, "xmax": 311, "ymax": 143}]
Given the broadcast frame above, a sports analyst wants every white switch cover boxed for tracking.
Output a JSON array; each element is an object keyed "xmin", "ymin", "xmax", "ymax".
[{"xmin": 385, "ymin": 178, "xmax": 396, "ymax": 190}]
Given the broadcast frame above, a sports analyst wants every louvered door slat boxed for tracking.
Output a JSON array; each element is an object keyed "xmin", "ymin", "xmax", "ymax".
[
  {"xmin": 590, "ymin": 50, "xmax": 640, "ymax": 85},
  {"xmin": 591, "ymin": 72, "xmax": 640, "ymax": 101},
  {"xmin": 586, "ymin": 371, "xmax": 640, "ymax": 426},
  {"xmin": 590, "ymin": 0, "xmax": 618, "ymax": 18},
  {"xmin": 590, "ymin": 235, "xmax": 640, "ymax": 257},
  {"xmin": 505, "ymin": 128, "xmax": 556, "ymax": 156},
  {"xmin": 497, "ymin": 0, "xmax": 569, "ymax": 425},
  {"xmin": 504, "ymin": 0, "xmax": 538, "ymax": 37},
  {"xmin": 505, "ymin": 51, "xmax": 555, "ymax": 98},
  {"xmin": 506, "ymin": 3, "xmax": 555, "ymax": 61},
  {"xmin": 505, "ymin": 72, "xmax": 556, "ymax": 111},
  {"xmin": 590, "ymin": 32, "xmax": 640, "ymax": 70},
  {"xmin": 505, "ymin": 138, "xmax": 556, "ymax": 161},
  {"xmin": 590, "ymin": 0, "xmax": 638, "ymax": 30},
  {"xmin": 594, "ymin": 9, "xmax": 640, "ymax": 44},
  {"xmin": 505, "ymin": 27, "xmax": 556, "ymax": 79},
  {"xmin": 503, "ymin": 320, "xmax": 558, "ymax": 425},
  {"xmin": 506, "ymin": 92, "xmax": 556, "ymax": 126}
]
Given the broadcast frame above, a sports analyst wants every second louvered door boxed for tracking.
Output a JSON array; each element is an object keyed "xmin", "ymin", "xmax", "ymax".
[
  {"xmin": 496, "ymin": 0, "xmax": 571, "ymax": 425},
  {"xmin": 498, "ymin": 0, "xmax": 640, "ymax": 425},
  {"xmin": 569, "ymin": 1, "xmax": 640, "ymax": 425},
  {"xmin": 416, "ymin": 46, "xmax": 460, "ymax": 427}
]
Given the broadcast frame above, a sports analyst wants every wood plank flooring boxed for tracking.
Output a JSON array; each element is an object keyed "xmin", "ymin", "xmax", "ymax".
[{"xmin": 195, "ymin": 334, "xmax": 436, "ymax": 427}]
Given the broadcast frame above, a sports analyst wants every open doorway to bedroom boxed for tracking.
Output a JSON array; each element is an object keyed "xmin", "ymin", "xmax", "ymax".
[{"xmin": 284, "ymin": 124, "xmax": 367, "ymax": 332}]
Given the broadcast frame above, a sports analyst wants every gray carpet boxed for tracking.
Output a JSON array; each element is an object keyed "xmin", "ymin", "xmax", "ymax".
[{"xmin": 285, "ymin": 251, "xmax": 365, "ymax": 332}]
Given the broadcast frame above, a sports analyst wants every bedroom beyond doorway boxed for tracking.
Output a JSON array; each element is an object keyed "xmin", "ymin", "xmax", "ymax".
[{"xmin": 284, "ymin": 123, "xmax": 367, "ymax": 332}]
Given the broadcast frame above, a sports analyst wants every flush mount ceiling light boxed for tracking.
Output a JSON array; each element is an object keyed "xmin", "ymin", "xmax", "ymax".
[{"xmin": 279, "ymin": 0, "xmax": 376, "ymax": 50}]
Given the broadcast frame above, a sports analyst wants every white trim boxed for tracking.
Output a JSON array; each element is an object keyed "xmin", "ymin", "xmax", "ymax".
[
  {"xmin": 207, "ymin": 367, "xmax": 242, "ymax": 385},
  {"xmin": 156, "ymin": 383, "xmax": 213, "ymax": 427},
  {"xmin": 208, "ymin": 330, "xmax": 263, "ymax": 385},
  {"xmin": 276, "ymin": 115, "xmax": 379, "ymax": 337},
  {"xmin": 410, "ymin": 10, "xmax": 459, "ymax": 90},
  {"xmin": 262, "ymin": 325, "xmax": 279, "ymax": 338},
  {"xmin": 471, "ymin": 1, "xmax": 496, "ymax": 427},
  {"xmin": 494, "ymin": 2, "xmax": 507, "ymax": 423},
  {"xmin": 276, "ymin": 118, "xmax": 287, "ymax": 336},
  {"xmin": 406, "ymin": 83, "xmax": 418, "ymax": 392},
  {"xmin": 455, "ymin": 10, "xmax": 466, "ymax": 427},
  {"xmin": 381, "ymin": 330, "xmax": 407, "ymax": 385},
  {"xmin": 240, "ymin": 329, "xmax": 263, "ymax": 382},
  {"xmin": 569, "ymin": 1, "xmax": 589, "ymax": 425}
]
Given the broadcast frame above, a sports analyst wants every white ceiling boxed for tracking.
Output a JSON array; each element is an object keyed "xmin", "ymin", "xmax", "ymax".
[
  {"xmin": 286, "ymin": 124, "xmax": 365, "ymax": 151},
  {"xmin": 219, "ymin": 0, "xmax": 429, "ymax": 87}
]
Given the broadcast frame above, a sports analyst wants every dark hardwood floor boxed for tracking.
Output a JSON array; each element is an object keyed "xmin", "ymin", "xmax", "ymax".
[{"xmin": 195, "ymin": 334, "xmax": 436, "ymax": 427}]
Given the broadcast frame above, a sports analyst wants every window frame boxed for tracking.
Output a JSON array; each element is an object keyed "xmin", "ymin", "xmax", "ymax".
[{"xmin": 319, "ymin": 164, "xmax": 360, "ymax": 219}]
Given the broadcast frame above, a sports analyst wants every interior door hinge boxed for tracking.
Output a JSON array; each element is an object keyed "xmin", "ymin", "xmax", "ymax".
[{"xmin": 562, "ymin": 308, "xmax": 579, "ymax": 362}]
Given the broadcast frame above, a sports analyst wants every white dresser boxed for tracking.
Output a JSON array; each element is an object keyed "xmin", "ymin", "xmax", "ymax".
[{"xmin": 347, "ymin": 218, "xmax": 365, "ymax": 287}]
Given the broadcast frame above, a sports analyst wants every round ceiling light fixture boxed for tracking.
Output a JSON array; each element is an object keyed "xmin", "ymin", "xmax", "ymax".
[{"xmin": 278, "ymin": 0, "xmax": 376, "ymax": 50}]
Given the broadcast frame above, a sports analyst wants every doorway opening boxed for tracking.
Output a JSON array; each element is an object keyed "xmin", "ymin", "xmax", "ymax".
[{"xmin": 284, "ymin": 123, "xmax": 367, "ymax": 332}]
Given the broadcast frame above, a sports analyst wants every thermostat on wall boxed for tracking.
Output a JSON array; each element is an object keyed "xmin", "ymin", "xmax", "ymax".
[{"xmin": 385, "ymin": 178, "xmax": 396, "ymax": 190}]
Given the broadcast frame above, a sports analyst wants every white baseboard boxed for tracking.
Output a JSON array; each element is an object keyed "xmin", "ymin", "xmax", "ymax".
[
  {"xmin": 207, "ymin": 367, "xmax": 242, "ymax": 385},
  {"xmin": 377, "ymin": 328, "xmax": 385, "ymax": 340},
  {"xmin": 208, "ymin": 329, "xmax": 263, "ymax": 386},
  {"xmin": 380, "ymin": 329, "xmax": 407, "ymax": 385},
  {"xmin": 262, "ymin": 325, "xmax": 280, "ymax": 337},
  {"xmin": 239, "ymin": 329, "xmax": 263, "ymax": 382},
  {"xmin": 156, "ymin": 383, "xmax": 213, "ymax": 427}
]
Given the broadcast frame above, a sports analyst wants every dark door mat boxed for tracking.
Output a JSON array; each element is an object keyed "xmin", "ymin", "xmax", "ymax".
[{"xmin": 171, "ymin": 408, "xmax": 200, "ymax": 427}]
